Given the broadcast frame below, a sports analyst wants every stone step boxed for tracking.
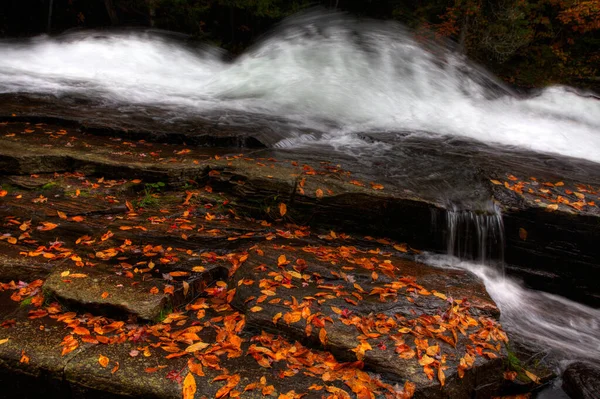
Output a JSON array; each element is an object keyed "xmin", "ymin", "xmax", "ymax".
[{"xmin": 231, "ymin": 243, "xmax": 506, "ymax": 397}]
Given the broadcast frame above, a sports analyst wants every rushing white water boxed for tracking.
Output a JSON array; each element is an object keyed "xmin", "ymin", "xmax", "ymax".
[
  {"xmin": 1, "ymin": 12, "xmax": 600, "ymax": 162},
  {"xmin": 422, "ymin": 254, "xmax": 600, "ymax": 363}
]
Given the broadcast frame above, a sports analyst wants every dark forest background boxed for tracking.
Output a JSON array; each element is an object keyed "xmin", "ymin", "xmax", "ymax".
[{"xmin": 1, "ymin": 0, "xmax": 599, "ymax": 90}]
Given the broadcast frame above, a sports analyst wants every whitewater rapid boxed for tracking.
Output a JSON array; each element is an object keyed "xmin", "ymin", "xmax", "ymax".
[{"xmin": 1, "ymin": 12, "xmax": 599, "ymax": 162}]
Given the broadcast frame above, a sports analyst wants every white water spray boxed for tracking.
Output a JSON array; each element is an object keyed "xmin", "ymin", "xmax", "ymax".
[{"xmin": 0, "ymin": 12, "xmax": 600, "ymax": 162}]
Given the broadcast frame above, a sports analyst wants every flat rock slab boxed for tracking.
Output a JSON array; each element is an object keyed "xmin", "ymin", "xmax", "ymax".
[
  {"xmin": 0, "ymin": 313, "xmax": 88, "ymax": 398},
  {"xmin": 43, "ymin": 266, "xmax": 170, "ymax": 321},
  {"xmin": 231, "ymin": 243, "xmax": 506, "ymax": 398}
]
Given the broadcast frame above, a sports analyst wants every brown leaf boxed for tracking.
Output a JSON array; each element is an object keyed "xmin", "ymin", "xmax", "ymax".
[{"xmin": 519, "ymin": 228, "xmax": 527, "ymax": 241}]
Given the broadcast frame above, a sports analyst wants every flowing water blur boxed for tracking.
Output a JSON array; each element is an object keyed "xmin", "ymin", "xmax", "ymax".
[{"xmin": 1, "ymin": 11, "xmax": 600, "ymax": 162}]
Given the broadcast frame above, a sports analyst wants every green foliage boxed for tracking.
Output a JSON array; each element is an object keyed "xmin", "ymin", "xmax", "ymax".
[
  {"xmin": 136, "ymin": 181, "xmax": 166, "ymax": 208},
  {"xmin": 20, "ymin": 297, "xmax": 32, "ymax": 307},
  {"xmin": 41, "ymin": 182, "xmax": 58, "ymax": 190}
]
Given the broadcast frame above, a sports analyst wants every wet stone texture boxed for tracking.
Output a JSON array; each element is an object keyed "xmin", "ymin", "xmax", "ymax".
[{"xmin": 0, "ymin": 115, "xmax": 597, "ymax": 398}]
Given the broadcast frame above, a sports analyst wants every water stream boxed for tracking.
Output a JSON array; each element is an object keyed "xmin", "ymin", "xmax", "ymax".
[{"xmin": 1, "ymin": 11, "xmax": 600, "ymax": 162}]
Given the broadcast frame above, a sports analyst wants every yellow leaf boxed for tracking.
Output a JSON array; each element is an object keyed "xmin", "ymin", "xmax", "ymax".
[
  {"xmin": 490, "ymin": 179, "xmax": 502, "ymax": 185},
  {"xmin": 60, "ymin": 270, "xmax": 70, "ymax": 277},
  {"xmin": 250, "ymin": 306, "xmax": 263, "ymax": 313},
  {"xmin": 273, "ymin": 312, "xmax": 282, "ymax": 324},
  {"xmin": 432, "ymin": 291, "xmax": 447, "ymax": 300},
  {"xmin": 185, "ymin": 342, "xmax": 210, "ymax": 353},
  {"xmin": 279, "ymin": 203, "xmax": 287, "ymax": 217},
  {"xmin": 183, "ymin": 372, "xmax": 197, "ymax": 399},
  {"xmin": 546, "ymin": 204, "xmax": 559, "ymax": 211},
  {"xmin": 525, "ymin": 369, "xmax": 540, "ymax": 384},
  {"xmin": 438, "ymin": 367, "xmax": 446, "ymax": 387},
  {"xmin": 0, "ymin": 338, "xmax": 9, "ymax": 345},
  {"xmin": 418, "ymin": 354, "xmax": 435, "ymax": 366},
  {"xmin": 98, "ymin": 355, "xmax": 109, "ymax": 368}
]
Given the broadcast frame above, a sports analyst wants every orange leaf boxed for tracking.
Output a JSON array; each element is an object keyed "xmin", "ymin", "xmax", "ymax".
[
  {"xmin": 98, "ymin": 354, "xmax": 109, "ymax": 368},
  {"xmin": 319, "ymin": 328, "xmax": 327, "ymax": 345},
  {"xmin": 71, "ymin": 216, "xmax": 84, "ymax": 222},
  {"xmin": 279, "ymin": 203, "xmax": 287, "ymax": 217},
  {"xmin": 38, "ymin": 222, "xmax": 58, "ymax": 231},
  {"xmin": 101, "ymin": 292, "xmax": 109, "ymax": 299},
  {"xmin": 73, "ymin": 327, "xmax": 90, "ymax": 335},
  {"xmin": 315, "ymin": 189, "xmax": 324, "ymax": 199},
  {"xmin": 185, "ymin": 341, "xmax": 210, "ymax": 353},
  {"xmin": 57, "ymin": 211, "xmax": 67, "ymax": 220},
  {"xmin": 111, "ymin": 361, "xmax": 120, "ymax": 374}
]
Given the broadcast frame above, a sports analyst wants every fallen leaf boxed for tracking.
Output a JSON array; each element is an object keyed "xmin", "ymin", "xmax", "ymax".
[
  {"xmin": 279, "ymin": 203, "xmax": 287, "ymax": 217},
  {"xmin": 185, "ymin": 342, "xmax": 210, "ymax": 353},
  {"xmin": 98, "ymin": 354, "xmax": 109, "ymax": 368},
  {"xmin": 183, "ymin": 373, "xmax": 197, "ymax": 399},
  {"xmin": 525, "ymin": 369, "xmax": 540, "ymax": 384},
  {"xmin": 0, "ymin": 338, "xmax": 8, "ymax": 345},
  {"xmin": 519, "ymin": 228, "xmax": 527, "ymax": 241}
]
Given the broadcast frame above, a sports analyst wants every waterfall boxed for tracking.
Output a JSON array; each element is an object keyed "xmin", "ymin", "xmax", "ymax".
[{"xmin": 445, "ymin": 203, "xmax": 505, "ymax": 265}]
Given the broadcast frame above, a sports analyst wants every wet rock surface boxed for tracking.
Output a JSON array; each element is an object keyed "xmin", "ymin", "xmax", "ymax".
[
  {"xmin": 562, "ymin": 362, "xmax": 600, "ymax": 399},
  {"xmin": 0, "ymin": 111, "xmax": 597, "ymax": 398}
]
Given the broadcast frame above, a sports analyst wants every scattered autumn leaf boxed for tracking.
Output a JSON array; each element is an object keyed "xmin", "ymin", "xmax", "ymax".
[{"xmin": 98, "ymin": 354, "xmax": 109, "ymax": 368}]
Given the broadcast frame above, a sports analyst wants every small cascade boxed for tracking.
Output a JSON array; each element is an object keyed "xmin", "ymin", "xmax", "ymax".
[{"xmin": 445, "ymin": 202, "xmax": 504, "ymax": 266}]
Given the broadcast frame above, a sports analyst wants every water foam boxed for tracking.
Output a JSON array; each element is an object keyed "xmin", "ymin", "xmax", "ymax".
[{"xmin": 1, "ymin": 12, "xmax": 599, "ymax": 162}]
